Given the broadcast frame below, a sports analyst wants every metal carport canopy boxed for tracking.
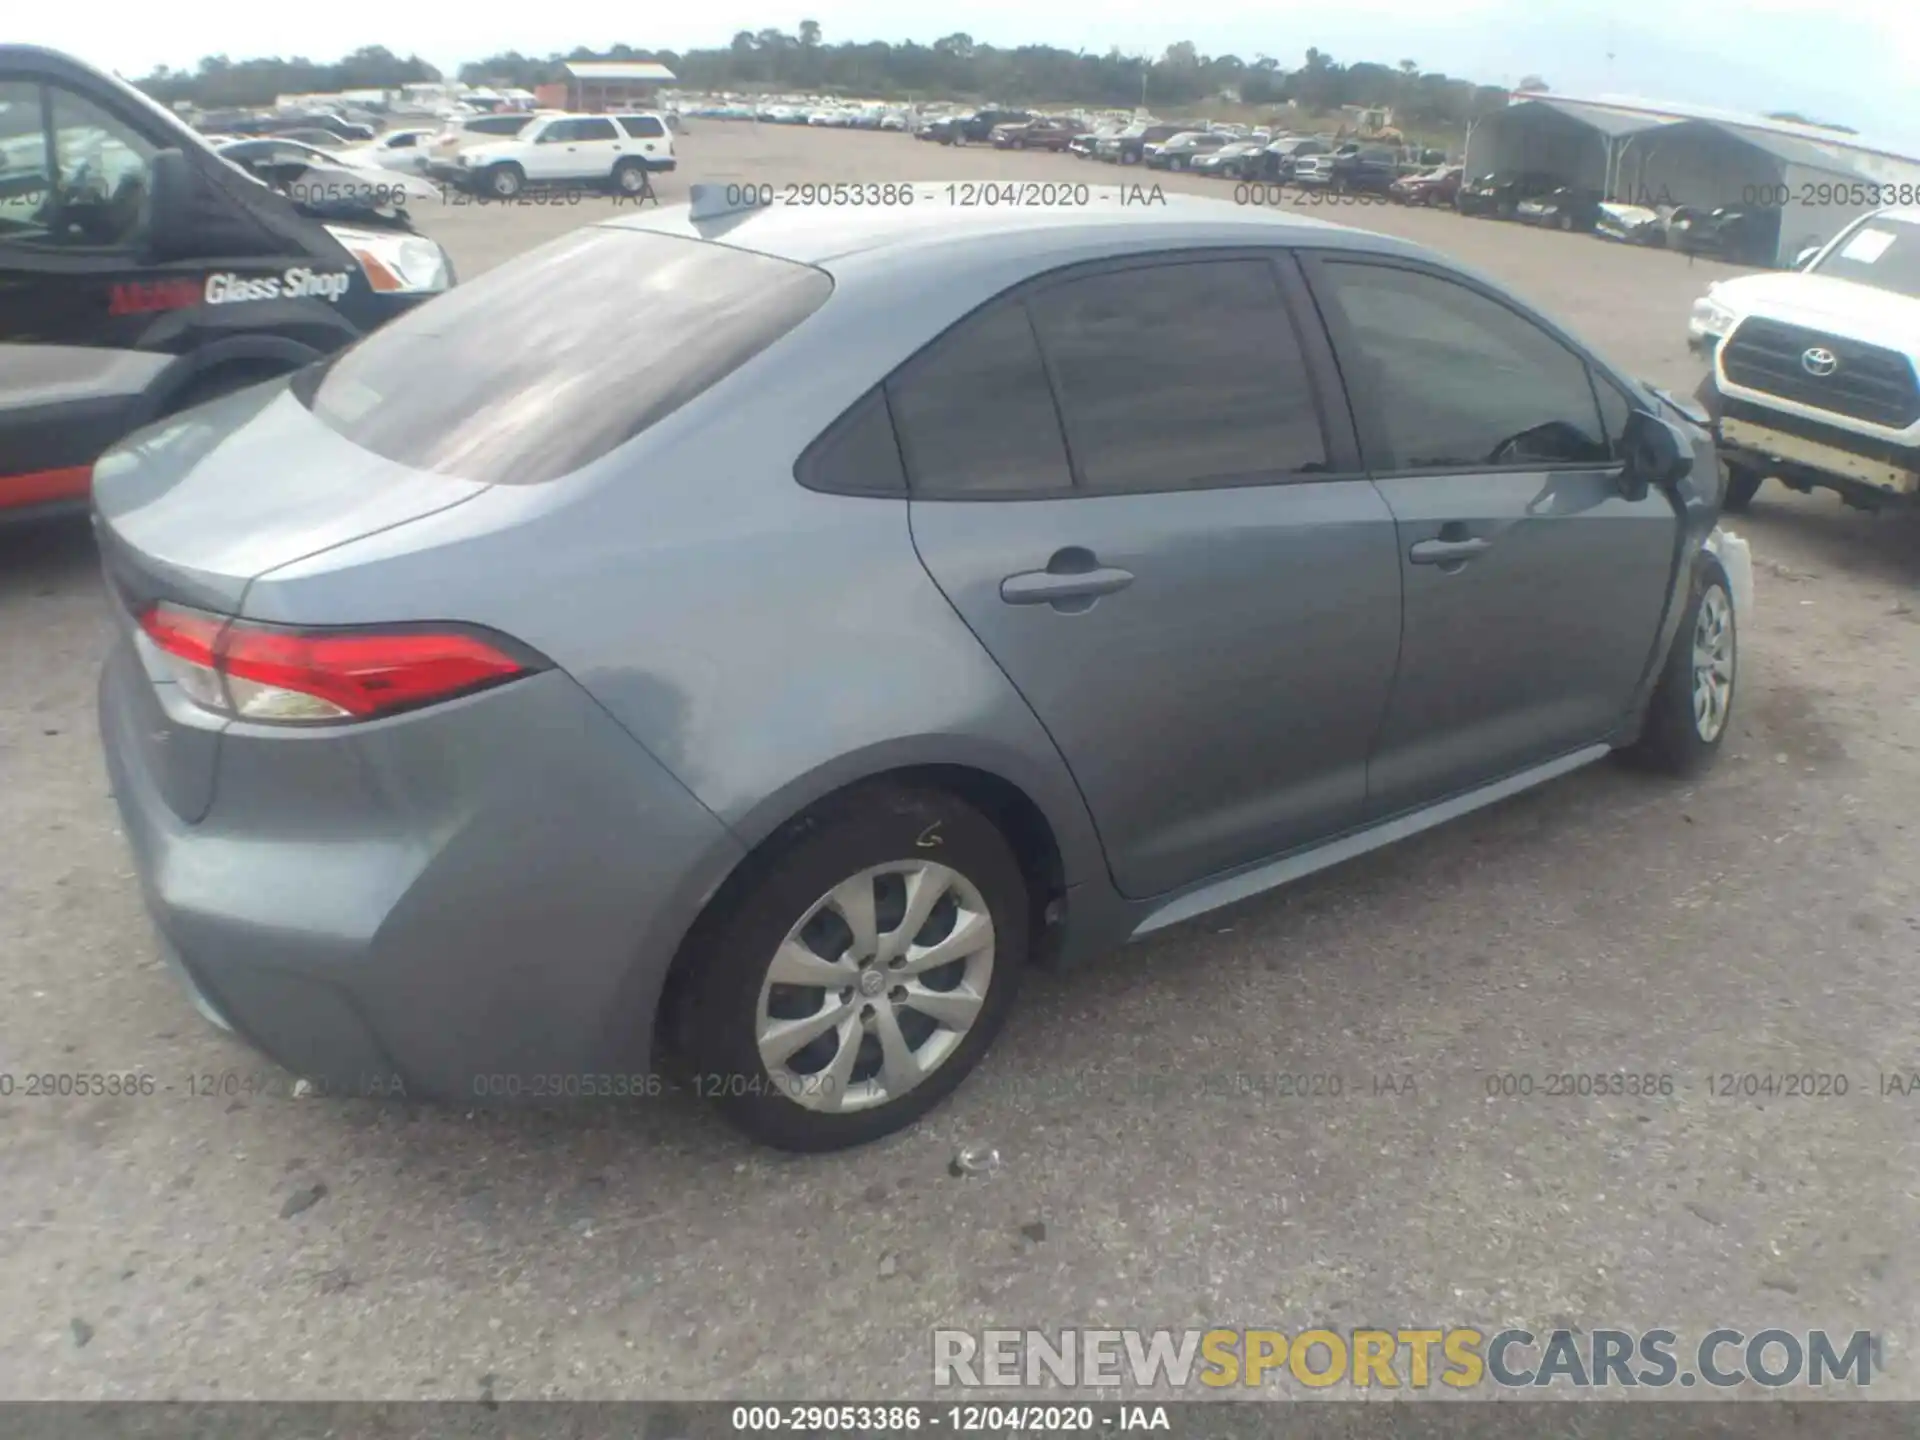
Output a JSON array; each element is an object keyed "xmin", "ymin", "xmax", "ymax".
[
  {"xmin": 1463, "ymin": 98, "xmax": 1671, "ymax": 193},
  {"xmin": 1618, "ymin": 119, "xmax": 1892, "ymax": 264}
]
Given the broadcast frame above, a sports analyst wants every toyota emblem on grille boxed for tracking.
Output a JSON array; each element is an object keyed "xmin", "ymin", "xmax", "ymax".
[{"xmin": 1801, "ymin": 346, "xmax": 1840, "ymax": 377}]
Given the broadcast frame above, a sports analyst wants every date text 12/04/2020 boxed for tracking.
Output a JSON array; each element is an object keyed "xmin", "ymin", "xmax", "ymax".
[{"xmin": 715, "ymin": 182, "xmax": 1166, "ymax": 209}]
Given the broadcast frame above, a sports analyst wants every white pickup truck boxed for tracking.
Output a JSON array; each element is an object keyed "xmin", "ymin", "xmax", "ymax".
[{"xmin": 1688, "ymin": 207, "xmax": 1920, "ymax": 512}]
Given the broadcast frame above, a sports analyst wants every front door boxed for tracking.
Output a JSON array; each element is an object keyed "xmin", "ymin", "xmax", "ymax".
[
  {"xmin": 0, "ymin": 71, "xmax": 171, "ymax": 507},
  {"xmin": 1304, "ymin": 255, "xmax": 1680, "ymax": 817},
  {"xmin": 527, "ymin": 118, "xmax": 616, "ymax": 182},
  {"xmin": 900, "ymin": 254, "xmax": 1404, "ymax": 899}
]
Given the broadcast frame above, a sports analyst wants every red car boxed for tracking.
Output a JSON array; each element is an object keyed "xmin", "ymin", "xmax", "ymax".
[
  {"xmin": 1391, "ymin": 164, "xmax": 1464, "ymax": 206},
  {"xmin": 990, "ymin": 118, "xmax": 1079, "ymax": 151}
]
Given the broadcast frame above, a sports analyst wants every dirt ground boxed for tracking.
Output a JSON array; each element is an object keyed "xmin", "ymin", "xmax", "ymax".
[{"xmin": 1, "ymin": 122, "xmax": 1917, "ymax": 1402}]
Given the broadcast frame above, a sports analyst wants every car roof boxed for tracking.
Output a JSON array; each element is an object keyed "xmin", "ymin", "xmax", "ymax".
[{"xmin": 603, "ymin": 190, "xmax": 1431, "ymax": 272}]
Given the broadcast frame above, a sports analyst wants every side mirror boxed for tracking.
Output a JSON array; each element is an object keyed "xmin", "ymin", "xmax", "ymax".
[
  {"xmin": 1793, "ymin": 245, "xmax": 1821, "ymax": 271},
  {"xmin": 1621, "ymin": 410, "xmax": 1693, "ymax": 501}
]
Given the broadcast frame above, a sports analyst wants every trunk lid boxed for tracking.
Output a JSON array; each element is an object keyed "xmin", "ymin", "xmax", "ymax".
[
  {"xmin": 92, "ymin": 379, "xmax": 488, "ymax": 824},
  {"xmin": 92, "ymin": 378, "xmax": 488, "ymax": 617}
]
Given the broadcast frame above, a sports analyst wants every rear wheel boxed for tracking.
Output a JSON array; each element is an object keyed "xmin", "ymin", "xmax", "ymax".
[
  {"xmin": 677, "ymin": 784, "xmax": 1028, "ymax": 1151},
  {"xmin": 162, "ymin": 363, "xmax": 290, "ymax": 417},
  {"xmin": 1723, "ymin": 462, "xmax": 1765, "ymax": 513},
  {"xmin": 1622, "ymin": 555, "xmax": 1737, "ymax": 777},
  {"xmin": 612, "ymin": 159, "xmax": 650, "ymax": 195}
]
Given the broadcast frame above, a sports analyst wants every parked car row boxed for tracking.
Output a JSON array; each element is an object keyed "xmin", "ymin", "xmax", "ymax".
[{"xmin": 1456, "ymin": 169, "xmax": 1781, "ymax": 263}]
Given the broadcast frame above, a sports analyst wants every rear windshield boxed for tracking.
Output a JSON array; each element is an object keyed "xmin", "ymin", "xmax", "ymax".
[{"xmin": 298, "ymin": 227, "xmax": 832, "ymax": 483}]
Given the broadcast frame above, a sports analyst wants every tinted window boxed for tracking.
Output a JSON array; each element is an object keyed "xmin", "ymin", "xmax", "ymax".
[
  {"xmin": 1595, "ymin": 377, "xmax": 1635, "ymax": 457},
  {"xmin": 572, "ymin": 118, "xmax": 619, "ymax": 141},
  {"xmin": 796, "ymin": 388, "xmax": 907, "ymax": 495},
  {"xmin": 1027, "ymin": 260, "xmax": 1328, "ymax": 491},
  {"xmin": 470, "ymin": 115, "xmax": 530, "ymax": 136},
  {"xmin": 0, "ymin": 82, "xmax": 156, "ymax": 250},
  {"xmin": 619, "ymin": 115, "xmax": 667, "ymax": 139},
  {"xmin": 888, "ymin": 300, "xmax": 1071, "ymax": 496},
  {"xmin": 1319, "ymin": 261, "xmax": 1608, "ymax": 470},
  {"xmin": 301, "ymin": 228, "xmax": 831, "ymax": 484}
]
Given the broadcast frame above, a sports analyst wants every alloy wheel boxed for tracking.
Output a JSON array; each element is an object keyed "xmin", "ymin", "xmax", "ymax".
[
  {"xmin": 1691, "ymin": 585, "xmax": 1735, "ymax": 741},
  {"xmin": 755, "ymin": 861, "xmax": 996, "ymax": 1113}
]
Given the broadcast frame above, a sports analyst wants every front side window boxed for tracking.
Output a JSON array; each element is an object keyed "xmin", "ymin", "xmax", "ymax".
[
  {"xmin": 1026, "ymin": 259, "xmax": 1328, "ymax": 491},
  {"xmin": 0, "ymin": 81, "xmax": 156, "ymax": 250},
  {"xmin": 1317, "ymin": 260, "xmax": 1610, "ymax": 470}
]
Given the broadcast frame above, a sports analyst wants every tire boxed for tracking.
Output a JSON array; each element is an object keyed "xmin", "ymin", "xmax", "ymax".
[
  {"xmin": 162, "ymin": 363, "xmax": 288, "ymax": 417},
  {"xmin": 1723, "ymin": 463, "xmax": 1765, "ymax": 513},
  {"xmin": 1621, "ymin": 555, "xmax": 1737, "ymax": 777},
  {"xmin": 677, "ymin": 783, "xmax": 1029, "ymax": 1152},
  {"xmin": 611, "ymin": 159, "xmax": 650, "ymax": 195},
  {"xmin": 1558, "ymin": 212, "xmax": 1574, "ymax": 232},
  {"xmin": 485, "ymin": 164, "xmax": 524, "ymax": 198}
]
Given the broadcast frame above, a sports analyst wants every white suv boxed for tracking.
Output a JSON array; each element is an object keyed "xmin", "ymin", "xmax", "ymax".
[
  {"xmin": 425, "ymin": 112, "xmax": 543, "ymax": 180},
  {"xmin": 1692, "ymin": 207, "xmax": 1920, "ymax": 512},
  {"xmin": 457, "ymin": 112, "xmax": 676, "ymax": 199}
]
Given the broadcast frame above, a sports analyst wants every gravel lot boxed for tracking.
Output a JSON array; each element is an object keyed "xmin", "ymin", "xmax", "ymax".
[{"xmin": 2, "ymin": 122, "xmax": 1918, "ymax": 1402}]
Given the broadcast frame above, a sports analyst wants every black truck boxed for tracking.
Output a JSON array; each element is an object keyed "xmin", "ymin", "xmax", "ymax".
[{"xmin": 0, "ymin": 45, "xmax": 455, "ymax": 522}]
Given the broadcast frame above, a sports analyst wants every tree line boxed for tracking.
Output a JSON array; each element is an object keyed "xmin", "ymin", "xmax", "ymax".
[
  {"xmin": 133, "ymin": 29, "xmax": 1522, "ymax": 131},
  {"xmin": 136, "ymin": 46, "xmax": 442, "ymax": 110}
]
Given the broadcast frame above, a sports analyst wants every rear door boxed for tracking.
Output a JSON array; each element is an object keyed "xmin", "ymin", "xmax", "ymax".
[
  {"xmin": 903, "ymin": 252, "xmax": 1404, "ymax": 900},
  {"xmin": 1302, "ymin": 254, "xmax": 1679, "ymax": 818},
  {"xmin": 616, "ymin": 114, "xmax": 669, "ymax": 167}
]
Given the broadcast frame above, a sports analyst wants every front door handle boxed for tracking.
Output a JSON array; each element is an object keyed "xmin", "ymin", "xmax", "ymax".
[
  {"xmin": 1001, "ymin": 554, "xmax": 1135, "ymax": 608},
  {"xmin": 1409, "ymin": 537, "xmax": 1492, "ymax": 566}
]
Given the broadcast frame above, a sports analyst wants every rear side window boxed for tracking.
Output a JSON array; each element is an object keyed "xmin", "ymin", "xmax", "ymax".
[
  {"xmin": 887, "ymin": 300, "xmax": 1071, "ymax": 495},
  {"xmin": 619, "ymin": 115, "xmax": 667, "ymax": 139},
  {"xmin": 300, "ymin": 228, "xmax": 831, "ymax": 484},
  {"xmin": 796, "ymin": 388, "xmax": 906, "ymax": 495},
  {"xmin": 1026, "ymin": 259, "xmax": 1328, "ymax": 491}
]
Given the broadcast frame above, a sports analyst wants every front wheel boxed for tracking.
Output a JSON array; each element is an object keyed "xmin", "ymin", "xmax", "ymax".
[
  {"xmin": 677, "ymin": 784, "xmax": 1029, "ymax": 1151},
  {"xmin": 1722, "ymin": 462, "xmax": 1765, "ymax": 513},
  {"xmin": 1621, "ymin": 555, "xmax": 1737, "ymax": 777},
  {"xmin": 484, "ymin": 163, "xmax": 524, "ymax": 198}
]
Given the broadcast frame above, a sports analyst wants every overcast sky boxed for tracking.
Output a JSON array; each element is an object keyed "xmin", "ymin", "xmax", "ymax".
[{"xmin": 21, "ymin": 0, "xmax": 1920, "ymax": 151}]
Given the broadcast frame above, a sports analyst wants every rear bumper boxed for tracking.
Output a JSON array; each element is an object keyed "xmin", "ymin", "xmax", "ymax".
[{"xmin": 99, "ymin": 642, "xmax": 746, "ymax": 1103}]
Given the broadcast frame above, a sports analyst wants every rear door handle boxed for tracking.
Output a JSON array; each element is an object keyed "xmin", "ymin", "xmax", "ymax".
[
  {"xmin": 1409, "ymin": 537, "xmax": 1492, "ymax": 566},
  {"xmin": 1001, "ymin": 561, "xmax": 1135, "ymax": 607}
]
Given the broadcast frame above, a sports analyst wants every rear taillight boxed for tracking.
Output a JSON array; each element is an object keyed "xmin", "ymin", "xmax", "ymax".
[{"xmin": 138, "ymin": 603, "xmax": 541, "ymax": 724}]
